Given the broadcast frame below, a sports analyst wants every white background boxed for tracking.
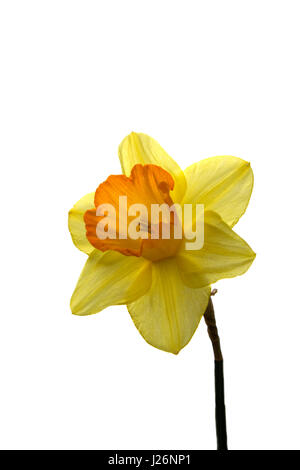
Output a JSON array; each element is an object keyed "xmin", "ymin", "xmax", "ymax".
[{"xmin": 0, "ymin": 1, "xmax": 299, "ymax": 450}]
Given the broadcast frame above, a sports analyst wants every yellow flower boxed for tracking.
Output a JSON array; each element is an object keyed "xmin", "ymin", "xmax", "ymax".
[{"xmin": 68, "ymin": 132, "xmax": 255, "ymax": 354}]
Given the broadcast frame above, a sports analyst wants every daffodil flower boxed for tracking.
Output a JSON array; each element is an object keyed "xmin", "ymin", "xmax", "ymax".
[{"xmin": 68, "ymin": 132, "xmax": 255, "ymax": 354}]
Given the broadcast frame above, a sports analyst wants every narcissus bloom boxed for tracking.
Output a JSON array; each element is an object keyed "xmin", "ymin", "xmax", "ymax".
[{"xmin": 68, "ymin": 133, "xmax": 255, "ymax": 354}]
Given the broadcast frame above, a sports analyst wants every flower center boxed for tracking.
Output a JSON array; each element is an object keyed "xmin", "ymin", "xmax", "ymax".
[{"xmin": 84, "ymin": 164, "xmax": 183, "ymax": 262}]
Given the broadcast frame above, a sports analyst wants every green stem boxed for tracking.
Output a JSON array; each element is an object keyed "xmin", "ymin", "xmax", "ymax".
[{"xmin": 204, "ymin": 294, "xmax": 228, "ymax": 450}]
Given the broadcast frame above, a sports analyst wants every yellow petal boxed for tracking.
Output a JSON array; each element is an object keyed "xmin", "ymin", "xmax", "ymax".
[
  {"xmin": 183, "ymin": 156, "xmax": 254, "ymax": 227},
  {"xmin": 177, "ymin": 211, "xmax": 255, "ymax": 288},
  {"xmin": 118, "ymin": 132, "xmax": 186, "ymax": 203},
  {"xmin": 127, "ymin": 258, "xmax": 211, "ymax": 354},
  {"xmin": 68, "ymin": 192, "xmax": 95, "ymax": 254},
  {"xmin": 71, "ymin": 250, "xmax": 152, "ymax": 315}
]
